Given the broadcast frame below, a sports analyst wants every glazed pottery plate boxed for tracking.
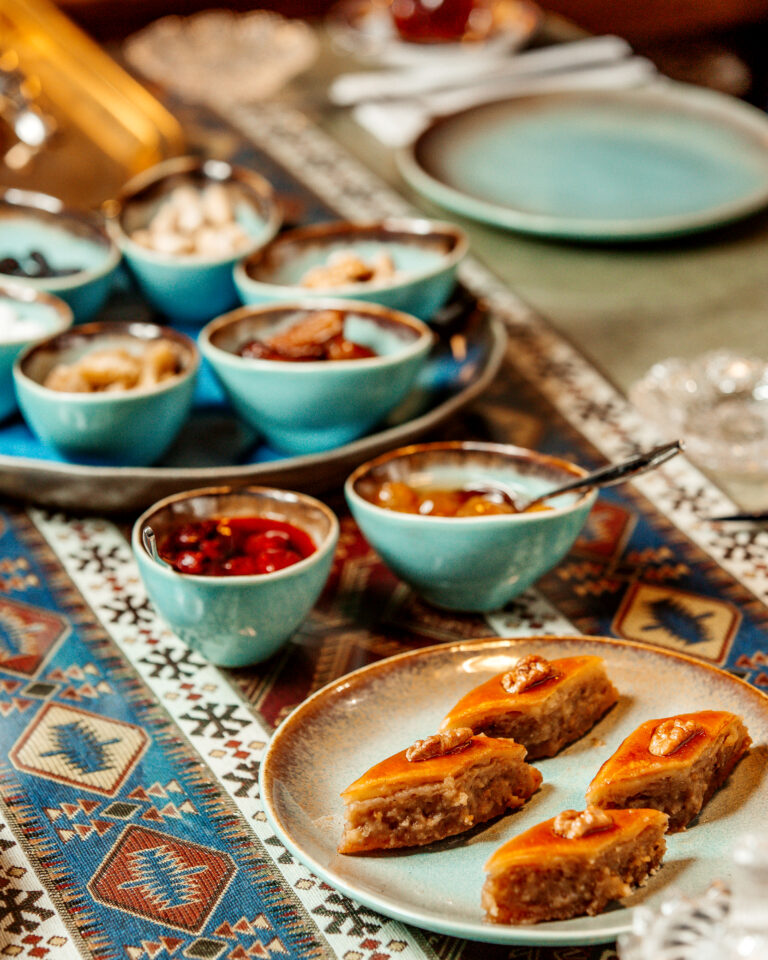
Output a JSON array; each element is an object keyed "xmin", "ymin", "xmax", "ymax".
[
  {"xmin": 398, "ymin": 83, "xmax": 768, "ymax": 240},
  {"xmin": 0, "ymin": 296, "xmax": 505, "ymax": 512},
  {"xmin": 260, "ymin": 636, "xmax": 768, "ymax": 946}
]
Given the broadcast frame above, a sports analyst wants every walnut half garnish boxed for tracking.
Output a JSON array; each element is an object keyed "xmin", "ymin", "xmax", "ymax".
[
  {"xmin": 406, "ymin": 727, "xmax": 473, "ymax": 762},
  {"xmin": 648, "ymin": 718, "xmax": 703, "ymax": 757},
  {"xmin": 553, "ymin": 807, "xmax": 614, "ymax": 840},
  {"xmin": 501, "ymin": 654, "xmax": 555, "ymax": 694}
]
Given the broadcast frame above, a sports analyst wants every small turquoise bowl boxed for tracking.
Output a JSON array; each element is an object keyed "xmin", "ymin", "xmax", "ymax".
[
  {"xmin": 199, "ymin": 299, "xmax": 435, "ymax": 454},
  {"xmin": 107, "ymin": 157, "xmax": 281, "ymax": 324},
  {"xmin": 14, "ymin": 321, "xmax": 198, "ymax": 466},
  {"xmin": 0, "ymin": 189, "xmax": 121, "ymax": 322},
  {"xmin": 233, "ymin": 218, "xmax": 468, "ymax": 321},
  {"xmin": 0, "ymin": 283, "xmax": 73, "ymax": 422},
  {"xmin": 345, "ymin": 441, "xmax": 597, "ymax": 611},
  {"xmin": 132, "ymin": 485, "xmax": 339, "ymax": 666}
]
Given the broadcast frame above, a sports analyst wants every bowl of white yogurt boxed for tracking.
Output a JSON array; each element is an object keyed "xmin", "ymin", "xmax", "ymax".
[{"xmin": 0, "ymin": 282, "xmax": 73, "ymax": 422}]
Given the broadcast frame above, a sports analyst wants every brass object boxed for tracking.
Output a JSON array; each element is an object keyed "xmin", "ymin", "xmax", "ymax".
[{"xmin": 0, "ymin": 0, "xmax": 184, "ymax": 208}]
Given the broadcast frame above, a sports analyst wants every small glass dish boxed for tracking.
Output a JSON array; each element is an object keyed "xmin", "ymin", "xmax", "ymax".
[{"xmin": 629, "ymin": 351, "xmax": 768, "ymax": 474}]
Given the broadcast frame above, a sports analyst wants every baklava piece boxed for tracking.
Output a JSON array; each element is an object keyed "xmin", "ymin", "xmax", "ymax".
[
  {"xmin": 482, "ymin": 806, "xmax": 668, "ymax": 924},
  {"xmin": 586, "ymin": 710, "xmax": 751, "ymax": 831},
  {"xmin": 338, "ymin": 728, "xmax": 542, "ymax": 854},
  {"xmin": 440, "ymin": 654, "xmax": 618, "ymax": 759}
]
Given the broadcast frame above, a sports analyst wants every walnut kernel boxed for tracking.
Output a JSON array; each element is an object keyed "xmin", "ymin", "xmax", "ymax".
[
  {"xmin": 553, "ymin": 807, "xmax": 614, "ymax": 840},
  {"xmin": 648, "ymin": 718, "xmax": 703, "ymax": 757},
  {"xmin": 501, "ymin": 654, "xmax": 554, "ymax": 694},
  {"xmin": 406, "ymin": 727, "xmax": 473, "ymax": 762}
]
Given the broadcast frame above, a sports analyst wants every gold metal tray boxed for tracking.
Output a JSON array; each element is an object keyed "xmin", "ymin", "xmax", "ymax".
[{"xmin": 1, "ymin": 0, "xmax": 184, "ymax": 208}]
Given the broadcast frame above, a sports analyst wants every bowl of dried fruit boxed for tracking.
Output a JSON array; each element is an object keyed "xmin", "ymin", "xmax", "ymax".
[
  {"xmin": 199, "ymin": 300, "xmax": 435, "ymax": 454},
  {"xmin": 233, "ymin": 218, "xmax": 468, "ymax": 321},
  {"xmin": 0, "ymin": 188, "xmax": 121, "ymax": 322},
  {"xmin": 132, "ymin": 485, "xmax": 339, "ymax": 666},
  {"xmin": 106, "ymin": 156, "xmax": 281, "ymax": 324},
  {"xmin": 14, "ymin": 320, "xmax": 198, "ymax": 465},
  {"xmin": 345, "ymin": 441, "xmax": 597, "ymax": 611},
  {"xmin": 0, "ymin": 282, "xmax": 73, "ymax": 422}
]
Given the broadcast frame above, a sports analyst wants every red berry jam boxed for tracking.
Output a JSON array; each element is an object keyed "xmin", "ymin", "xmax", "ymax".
[
  {"xmin": 390, "ymin": 0, "xmax": 477, "ymax": 43},
  {"xmin": 158, "ymin": 516, "xmax": 316, "ymax": 576}
]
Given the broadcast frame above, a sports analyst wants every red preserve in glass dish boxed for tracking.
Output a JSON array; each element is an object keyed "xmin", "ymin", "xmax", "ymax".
[
  {"xmin": 158, "ymin": 516, "xmax": 316, "ymax": 576},
  {"xmin": 390, "ymin": 0, "xmax": 479, "ymax": 42}
]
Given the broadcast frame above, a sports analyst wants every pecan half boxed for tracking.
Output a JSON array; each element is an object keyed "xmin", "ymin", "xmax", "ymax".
[
  {"xmin": 648, "ymin": 718, "xmax": 703, "ymax": 757},
  {"xmin": 501, "ymin": 654, "xmax": 554, "ymax": 694},
  {"xmin": 553, "ymin": 807, "xmax": 614, "ymax": 840},
  {"xmin": 405, "ymin": 727, "xmax": 473, "ymax": 762}
]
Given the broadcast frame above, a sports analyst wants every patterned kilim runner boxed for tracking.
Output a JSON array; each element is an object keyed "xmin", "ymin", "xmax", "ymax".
[{"xmin": 0, "ymin": 95, "xmax": 767, "ymax": 960}]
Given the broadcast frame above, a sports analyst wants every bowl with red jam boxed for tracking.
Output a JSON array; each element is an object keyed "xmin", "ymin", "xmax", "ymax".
[
  {"xmin": 199, "ymin": 300, "xmax": 435, "ymax": 455},
  {"xmin": 345, "ymin": 441, "xmax": 597, "ymax": 611},
  {"xmin": 132, "ymin": 485, "xmax": 339, "ymax": 666}
]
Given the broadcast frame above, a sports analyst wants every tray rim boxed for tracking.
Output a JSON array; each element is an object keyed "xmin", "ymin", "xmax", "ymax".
[{"xmin": 0, "ymin": 311, "xmax": 507, "ymax": 512}]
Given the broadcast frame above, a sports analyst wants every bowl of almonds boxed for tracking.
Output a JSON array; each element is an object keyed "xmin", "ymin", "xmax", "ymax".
[
  {"xmin": 106, "ymin": 157, "xmax": 281, "ymax": 324},
  {"xmin": 14, "ymin": 320, "xmax": 198, "ymax": 465}
]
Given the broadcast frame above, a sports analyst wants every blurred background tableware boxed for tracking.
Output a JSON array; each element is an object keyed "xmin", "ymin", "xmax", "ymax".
[
  {"xmin": 397, "ymin": 83, "xmax": 768, "ymax": 239},
  {"xmin": 234, "ymin": 218, "xmax": 468, "ymax": 321},
  {"xmin": 0, "ymin": 281, "xmax": 72, "ymax": 422},
  {"xmin": 105, "ymin": 156, "xmax": 281, "ymax": 324},
  {"xmin": 0, "ymin": 188, "xmax": 121, "ymax": 321},
  {"xmin": 618, "ymin": 833, "xmax": 768, "ymax": 960},
  {"xmin": 14, "ymin": 320, "xmax": 198, "ymax": 466},
  {"xmin": 200, "ymin": 299, "xmax": 435, "ymax": 455},
  {"xmin": 630, "ymin": 351, "xmax": 768, "ymax": 475},
  {"xmin": 326, "ymin": 0, "xmax": 541, "ymax": 66},
  {"xmin": 132, "ymin": 485, "xmax": 339, "ymax": 667},
  {"xmin": 1, "ymin": 0, "xmax": 184, "ymax": 208},
  {"xmin": 124, "ymin": 8, "xmax": 319, "ymax": 107},
  {"xmin": 344, "ymin": 441, "xmax": 598, "ymax": 610}
]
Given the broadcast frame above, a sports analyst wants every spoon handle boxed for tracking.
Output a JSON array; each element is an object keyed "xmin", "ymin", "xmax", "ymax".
[{"xmin": 533, "ymin": 440, "xmax": 683, "ymax": 505}]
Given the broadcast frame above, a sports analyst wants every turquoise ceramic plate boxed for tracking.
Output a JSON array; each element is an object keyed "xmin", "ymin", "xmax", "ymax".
[
  {"xmin": 398, "ymin": 83, "xmax": 768, "ymax": 241},
  {"xmin": 261, "ymin": 636, "xmax": 768, "ymax": 945}
]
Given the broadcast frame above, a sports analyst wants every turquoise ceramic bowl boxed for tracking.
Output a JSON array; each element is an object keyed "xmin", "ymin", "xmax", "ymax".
[
  {"xmin": 14, "ymin": 321, "xmax": 198, "ymax": 466},
  {"xmin": 199, "ymin": 300, "xmax": 435, "ymax": 454},
  {"xmin": 345, "ymin": 442, "xmax": 597, "ymax": 611},
  {"xmin": 132, "ymin": 485, "xmax": 339, "ymax": 666},
  {"xmin": 0, "ymin": 283, "xmax": 73, "ymax": 422},
  {"xmin": 0, "ymin": 189, "xmax": 121, "ymax": 322},
  {"xmin": 107, "ymin": 157, "xmax": 281, "ymax": 324},
  {"xmin": 233, "ymin": 219, "xmax": 468, "ymax": 321}
]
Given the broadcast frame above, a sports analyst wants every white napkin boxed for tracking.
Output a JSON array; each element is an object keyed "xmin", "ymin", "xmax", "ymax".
[
  {"xmin": 330, "ymin": 35, "xmax": 632, "ymax": 106},
  {"xmin": 352, "ymin": 57, "xmax": 658, "ymax": 147}
]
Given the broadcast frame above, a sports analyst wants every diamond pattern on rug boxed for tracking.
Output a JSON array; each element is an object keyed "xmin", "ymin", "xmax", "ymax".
[
  {"xmin": 89, "ymin": 826, "xmax": 237, "ymax": 933},
  {"xmin": 0, "ymin": 598, "xmax": 69, "ymax": 678},
  {"xmin": 10, "ymin": 703, "xmax": 149, "ymax": 795},
  {"xmin": 612, "ymin": 582, "xmax": 740, "ymax": 662}
]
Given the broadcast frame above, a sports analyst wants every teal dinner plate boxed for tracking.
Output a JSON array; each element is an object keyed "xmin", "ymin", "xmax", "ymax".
[
  {"xmin": 260, "ymin": 636, "xmax": 768, "ymax": 946},
  {"xmin": 398, "ymin": 82, "xmax": 768, "ymax": 241}
]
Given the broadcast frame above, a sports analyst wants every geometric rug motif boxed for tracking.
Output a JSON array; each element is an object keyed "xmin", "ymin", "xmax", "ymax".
[
  {"xmin": 89, "ymin": 825, "xmax": 237, "ymax": 933},
  {"xmin": 0, "ymin": 596, "xmax": 70, "ymax": 678},
  {"xmin": 612, "ymin": 581, "xmax": 741, "ymax": 663},
  {"xmin": 10, "ymin": 702, "xmax": 150, "ymax": 796},
  {"xmin": 572, "ymin": 500, "xmax": 636, "ymax": 562}
]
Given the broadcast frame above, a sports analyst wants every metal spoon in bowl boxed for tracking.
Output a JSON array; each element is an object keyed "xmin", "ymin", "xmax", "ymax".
[
  {"xmin": 142, "ymin": 525, "xmax": 174, "ymax": 570},
  {"xmin": 471, "ymin": 440, "xmax": 684, "ymax": 512}
]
